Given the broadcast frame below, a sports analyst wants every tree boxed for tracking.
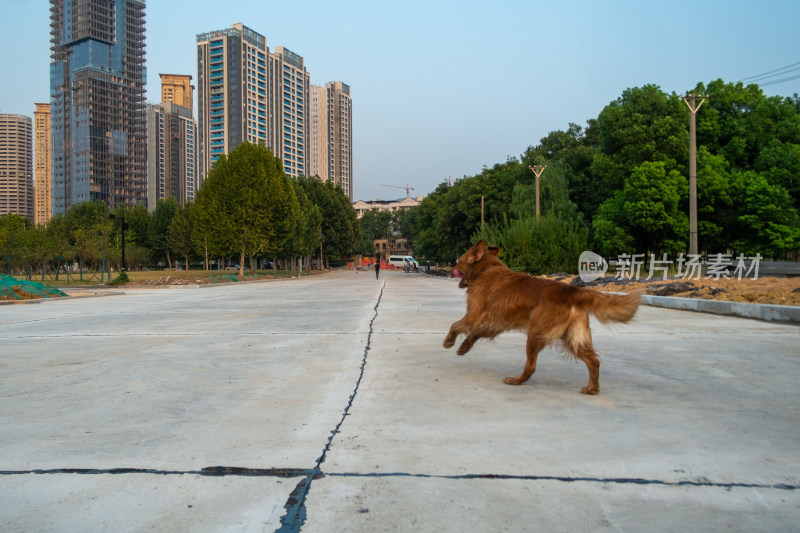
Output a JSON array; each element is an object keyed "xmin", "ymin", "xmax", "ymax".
[
  {"xmin": 621, "ymin": 161, "xmax": 688, "ymax": 254},
  {"xmin": 479, "ymin": 162, "xmax": 589, "ymax": 274},
  {"xmin": 281, "ymin": 180, "xmax": 322, "ymax": 273},
  {"xmin": 0, "ymin": 214, "xmax": 33, "ymax": 274},
  {"xmin": 64, "ymin": 201, "xmax": 112, "ymax": 272},
  {"xmin": 525, "ymin": 121, "xmax": 599, "ymax": 219},
  {"xmin": 149, "ymin": 197, "xmax": 179, "ymax": 269},
  {"xmin": 166, "ymin": 204, "xmax": 193, "ymax": 270},
  {"xmin": 297, "ymin": 176, "xmax": 359, "ymax": 267},
  {"xmin": 591, "ymin": 194, "xmax": 635, "ymax": 258},
  {"xmin": 359, "ymin": 208, "xmax": 391, "ymax": 256},
  {"xmin": 727, "ymin": 171, "xmax": 800, "ymax": 257},
  {"xmin": 590, "ymin": 85, "xmax": 688, "ymax": 206},
  {"xmin": 194, "ymin": 142, "xmax": 299, "ymax": 278}
]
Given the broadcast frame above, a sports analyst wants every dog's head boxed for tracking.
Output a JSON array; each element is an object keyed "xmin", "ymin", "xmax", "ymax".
[{"xmin": 452, "ymin": 240, "xmax": 500, "ymax": 288}]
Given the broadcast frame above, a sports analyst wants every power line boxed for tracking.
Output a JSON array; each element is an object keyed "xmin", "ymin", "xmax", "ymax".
[
  {"xmin": 739, "ymin": 61, "xmax": 800, "ymax": 83},
  {"xmin": 759, "ymin": 72, "xmax": 800, "ymax": 88}
]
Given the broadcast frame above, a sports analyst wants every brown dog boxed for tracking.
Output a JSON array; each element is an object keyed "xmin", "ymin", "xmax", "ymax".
[{"xmin": 443, "ymin": 241, "xmax": 641, "ymax": 394}]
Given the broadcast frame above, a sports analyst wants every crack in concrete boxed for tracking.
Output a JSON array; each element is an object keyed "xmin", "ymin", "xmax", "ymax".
[
  {"xmin": 0, "ymin": 467, "xmax": 317, "ymax": 478},
  {"xmin": 0, "ymin": 331, "xmax": 369, "ymax": 340},
  {"xmin": 275, "ymin": 279, "xmax": 386, "ymax": 533},
  {"xmin": 2, "ymin": 467, "xmax": 794, "ymax": 492},
  {"xmin": 325, "ymin": 471, "xmax": 799, "ymax": 491}
]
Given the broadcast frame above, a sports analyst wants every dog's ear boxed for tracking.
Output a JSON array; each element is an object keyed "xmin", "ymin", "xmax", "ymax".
[
  {"xmin": 467, "ymin": 241, "xmax": 486, "ymax": 263},
  {"xmin": 487, "ymin": 246, "xmax": 500, "ymax": 257}
]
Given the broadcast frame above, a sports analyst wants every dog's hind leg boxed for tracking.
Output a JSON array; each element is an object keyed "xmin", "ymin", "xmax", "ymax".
[
  {"xmin": 574, "ymin": 345, "xmax": 600, "ymax": 395},
  {"xmin": 504, "ymin": 336, "xmax": 543, "ymax": 385}
]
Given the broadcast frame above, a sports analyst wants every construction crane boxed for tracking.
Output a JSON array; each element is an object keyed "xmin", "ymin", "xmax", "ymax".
[{"xmin": 380, "ymin": 184, "xmax": 415, "ymax": 198}]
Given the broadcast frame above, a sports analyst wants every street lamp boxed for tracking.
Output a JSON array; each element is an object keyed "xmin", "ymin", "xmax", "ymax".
[{"xmin": 529, "ymin": 165, "xmax": 546, "ymax": 223}]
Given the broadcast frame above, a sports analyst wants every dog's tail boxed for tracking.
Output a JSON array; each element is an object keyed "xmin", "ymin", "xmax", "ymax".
[{"xmin": 578, "ymin": 289, "xmax": 642, "ymax": 324}]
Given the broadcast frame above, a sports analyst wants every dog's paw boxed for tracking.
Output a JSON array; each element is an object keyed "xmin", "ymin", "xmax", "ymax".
[
  {"xmin": 580, "ymin": 385, "xmax": 599, "ymax": 395},
  {"xmin": 456, "ymin": 344, "xmax": 472, "ymax": 356},
  {"xmin": 503, "ymin": 377, "xmax": 523, "ymax": 385},
  {"xmin": 443, "ymin": 338, "xmax": 455, "ymax": 349}
]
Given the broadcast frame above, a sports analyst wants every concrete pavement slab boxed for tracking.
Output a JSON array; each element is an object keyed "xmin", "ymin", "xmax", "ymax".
[
  {"xmin": 0, "ymin": 474, "xmax": 294, "ymax": 532},
  {"xmin": 1, "ymin": 270, "xmax": 799, "ymax": 532}
]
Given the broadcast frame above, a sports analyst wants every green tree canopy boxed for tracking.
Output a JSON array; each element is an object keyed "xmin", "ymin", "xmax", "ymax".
[
  {"xmin": 193, "ymin": 142, "xmax": 299, "ymax": 277},
  {"xmin": 297, "ymin": 176, "xmax": 359, "ymax": 266}
]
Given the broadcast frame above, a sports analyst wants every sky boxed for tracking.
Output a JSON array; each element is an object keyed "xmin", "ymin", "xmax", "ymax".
[{"xmin": 1, "ymin": 0, "xmax": 798, "ymax": 201}]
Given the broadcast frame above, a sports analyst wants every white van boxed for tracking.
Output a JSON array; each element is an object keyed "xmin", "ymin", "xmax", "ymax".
[{"xmin": 388, "ymin": 255, "xmax": 419, "ymax": 271}]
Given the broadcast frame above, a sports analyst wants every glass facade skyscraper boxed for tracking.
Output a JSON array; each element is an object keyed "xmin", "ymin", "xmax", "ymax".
[{"xmin": 49, "ymin": 0, "xmax": 147, "ymax": 214}]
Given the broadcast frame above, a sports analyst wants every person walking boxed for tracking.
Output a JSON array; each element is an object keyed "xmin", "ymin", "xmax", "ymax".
[{"xmin": 375, "ymin": 260, "xmax": 381, "ymax": 279}]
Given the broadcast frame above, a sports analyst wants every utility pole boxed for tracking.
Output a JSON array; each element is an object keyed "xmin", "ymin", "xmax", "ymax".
[
  {"xmin": 682, "ymin": 94, "xmax": 707, "ymax": 256},
  {"xmin": 529, "ymin": 165, "xmax": 546, "ymax": 223}
]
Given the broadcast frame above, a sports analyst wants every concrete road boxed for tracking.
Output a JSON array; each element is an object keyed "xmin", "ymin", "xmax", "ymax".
[{"xmin": 1, "ymin": 270, "xmax": 798, "ymax": 532}]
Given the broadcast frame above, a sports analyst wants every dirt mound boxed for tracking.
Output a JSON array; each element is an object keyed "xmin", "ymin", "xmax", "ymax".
[
  {"xmin": 554, "ymin": 274, "xmax": 800, "ymax": 306},
  {"xmin": 0, "ymin": 275, "xmax": 68, "ymax": 301}
]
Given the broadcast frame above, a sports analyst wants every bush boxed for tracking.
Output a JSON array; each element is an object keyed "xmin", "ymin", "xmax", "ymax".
[
  {"xmin": 109, "ymin": 270, "xmax": 129, "ymax": 285},
  {"xmin": 481, "ymin": 212, "xmax": 589, "ymax": 275}
]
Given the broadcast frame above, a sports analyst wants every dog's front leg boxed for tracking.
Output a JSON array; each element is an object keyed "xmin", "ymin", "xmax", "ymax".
[
  {"xmin": 457, "ymin": 334, "xmax": 480, "ymax": 355},
  {"xmin": 443, "ymin": 317, "xmax": 468, "ymax": 349}
]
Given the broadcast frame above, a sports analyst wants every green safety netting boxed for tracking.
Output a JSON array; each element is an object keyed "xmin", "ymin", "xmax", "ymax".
[{"xmin": 0, "ymin": 274, "xmax": 69, "ymax": 300}]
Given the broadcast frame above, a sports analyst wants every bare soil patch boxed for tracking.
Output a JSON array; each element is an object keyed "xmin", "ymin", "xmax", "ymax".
[{"xmin": 543, "ymin": 273, "xmax": 800, "ymax": 307}]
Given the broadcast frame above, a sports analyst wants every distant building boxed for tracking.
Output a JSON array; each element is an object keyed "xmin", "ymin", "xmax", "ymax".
[
  {"xmin": 269, "ymin": 46, "xmax": 310, "ymax": 178},
  {"xmin": 196, "ymin": 24, "xmax": 319, "ymax": 182},
  {"xmin": 310, "ymin": 82, "xmax": 352, "ymax": 200},
  {"xmin": 196, "ymin": 23, "xmax": 269, "ymax": 181},
  {"xmin": 309, "ymin": 85, "xmax": 329, "ymax": 183},
  {"xmin": 49, "ymin": 0, "xmax": 147, "ymax": 214},
  {"xmin": 160, "ymin": 74, "xmax": 194, "ymax": 111},
  {"xmin": 373, "ymin": 237, "xmax": 413, "ymax": 261},
  {"xmin": 353, "ymin": 196, "xmax": 425, "ymax": 218},
  {"xmin": 34, "ymin": 103, "xmax": 51, "ymax": 224},
  {"xmin": 0, "ymin": 114, "xmax": 34, "ymax": 220},
  {"xmin": 147, "ymin": 101, "xmax": 198, "ymax": 209}
]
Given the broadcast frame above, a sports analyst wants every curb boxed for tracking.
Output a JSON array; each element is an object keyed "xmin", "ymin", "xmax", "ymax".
[{"xmin": 641, "ymin": 294, "xmax": 800, "ymax": 324}]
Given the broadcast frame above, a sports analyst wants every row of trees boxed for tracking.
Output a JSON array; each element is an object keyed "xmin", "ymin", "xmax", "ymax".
[
  {"xmin": 4, "ymin": 80, "xmax": 797, "ymax": 279},
  {"xmin": 0, "ymin": 143, "xmax": 362, "ymax": 279},
  {"xmin": 396, "ymin": 79, "xmax": 799, "ymax": 271}
]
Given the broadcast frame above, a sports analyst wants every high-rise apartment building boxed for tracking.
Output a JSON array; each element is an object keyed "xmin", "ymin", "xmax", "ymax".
[
  {"xmin": 269, "ymin": 46, "xmax": 310, "ymax": 178},
  {"xmin": 309, "ymin": 85, "xmax": 329, "ymax": 181},
  {"xmin": 196, "ymin": 23, "xmax": 269, "ymax": 181},
  {"xmin": 34, "ymin": 103, "xmax": 52, "ymax": 224},
  {"xmin": 147, "ymin": 101, "xmax": 198, "ymax": 208},
  {"xmin": 310, "ymin": 82, "xmax": 353, "ymax": 200},
  {"xmin": 147, "ymin": 102, "xmax": 198, "ymax": 211},
  {"xmin": 327, "ymin": 81, "xmax": 352, "ymax": 200},
  {"xmin": 49, "ymin": 0, "xmax": 147, "ymax": 215},
  {"xmin": 0, "ymin": 114, "xmax": 34, "ymax": 220},
  {"xmin": 196, "ymin": 24, "xmax": 313, "ymax": 180},
  {"xmin": 160, "ymin": 73, "xmax": 194, "ymax": 111}
]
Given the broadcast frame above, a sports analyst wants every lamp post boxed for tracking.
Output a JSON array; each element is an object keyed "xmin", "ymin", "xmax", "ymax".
[
  {"xmin": 529, "ymin": 165, "xmax": 546, "ymax": 223},
  {"xmin": 682, "ymin": 94, "xmax": 707, "ymax": 256}
]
